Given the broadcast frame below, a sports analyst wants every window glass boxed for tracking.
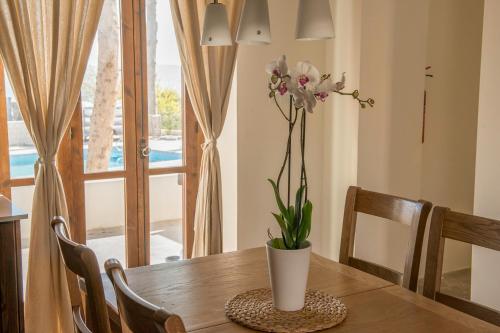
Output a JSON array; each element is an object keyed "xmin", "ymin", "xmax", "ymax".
[{"xmin": 146, "ymin": 0, "xmax": 183, "ymax": 169}]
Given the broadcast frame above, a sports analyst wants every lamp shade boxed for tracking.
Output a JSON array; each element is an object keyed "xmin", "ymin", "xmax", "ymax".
[
  {"xmin": 236, "ymin": 0, "xmax": 271, "ymax": 44},
  {"xmin": 295, "ymin": 0, "xmax": 335, "ymax": 40},
  {"xmin": 201, "ymin": 2, "xmax": 232, "ymax": 46}
]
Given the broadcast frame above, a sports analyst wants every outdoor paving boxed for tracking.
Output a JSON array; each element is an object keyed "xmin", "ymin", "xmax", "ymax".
[{"xmin": 21, "ymin": 220, "xmax": 182, "ymax": 292}]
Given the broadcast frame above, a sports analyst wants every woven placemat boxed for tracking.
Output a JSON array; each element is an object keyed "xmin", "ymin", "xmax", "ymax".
[{"xmin": 225, "ymin": 289, "xmax": 347, "ymax": 333}]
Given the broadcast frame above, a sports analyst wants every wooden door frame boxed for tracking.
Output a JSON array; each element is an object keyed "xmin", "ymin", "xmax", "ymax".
[
  {"xmin": 0, "ymin": 0, "xmax": 200, "ymax": 267},
  {"xmin": 131, "ymin": 0, "xmax": 199, "ymax": 261},
  {"xmin": 0, "ymin": 59, "xmax": 11, "ymax": 199}
]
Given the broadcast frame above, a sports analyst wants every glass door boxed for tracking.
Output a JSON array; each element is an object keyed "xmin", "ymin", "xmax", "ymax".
[
  {"xmin": 79, "ymin": 0, "xmax": 199, "ymax": 267},
  {"xmin": 142, "ymin": 0, "xmax": 198, "ymax": 264},
  {"xmin": 0, "ymin": 0, "xmax": 199, "ymax": 273}
]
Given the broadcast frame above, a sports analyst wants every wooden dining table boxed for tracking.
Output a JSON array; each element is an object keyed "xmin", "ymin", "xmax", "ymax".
[{"xmin": 101, "ymin": 247, "xmax": 500, "ymax": 332}]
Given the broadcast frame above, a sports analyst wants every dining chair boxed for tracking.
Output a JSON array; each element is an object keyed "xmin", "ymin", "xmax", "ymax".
[
  {"xmin": 105, "ymin": 258, "xmax": 187, "ymax": 333},
  {"xmin": 423, "ymin": 207, "xmax": 500, "ymax": 326},
  {"xmin": 339, "ymin": 186, "xmax": 432, "ymax": 292},
  {"xmin": 51, "ymin": 217, "xmax": 112, "ymax": 333}
]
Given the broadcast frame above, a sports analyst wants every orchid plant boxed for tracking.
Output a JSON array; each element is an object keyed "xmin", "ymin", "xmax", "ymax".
[{"xmin": 266, "ymin": 55, "xmax": 374, "ymax": 250}]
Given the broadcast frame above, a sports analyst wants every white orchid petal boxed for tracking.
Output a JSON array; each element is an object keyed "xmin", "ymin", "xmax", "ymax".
[
  {"xmin": 265, "ymin": 60, "xmax": 278, "ymax": 75},
  {"xmin": 295, "ymin": 61, "xmax": 320, "ymax": 84},
  {"xmin": 266, "ymin": 55, "xmax": 289, "ymax": 77},
  {"xmin": 278, "ymin": 55, "xmax": 288, "ymax": 76},
  {"xmin": 315, "ymin": 78, "xmax": 335, "ymax": 93}
]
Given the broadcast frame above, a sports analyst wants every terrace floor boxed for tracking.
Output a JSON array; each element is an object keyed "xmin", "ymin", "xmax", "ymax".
[{"xmin": 21, "ymin": 219, "xmax": 182, "ymax": 288}]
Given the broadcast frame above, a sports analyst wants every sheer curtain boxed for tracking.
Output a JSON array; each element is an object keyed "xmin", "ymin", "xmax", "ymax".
[
  {"xmin": 0, "ymin": 1, "xmax": 103, "ymax": 332},
  {"xmin": 170, "ymin": 0, "xmax": 243, "ymax": 257}
]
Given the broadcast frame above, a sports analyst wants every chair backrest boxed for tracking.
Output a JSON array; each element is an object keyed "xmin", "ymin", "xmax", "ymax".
[
  {"xmin": 423, "ymin": 207, "xmax": 500, "ymax": 326},
  {"xmin": 73, "ymin": 306, "xmax": 92, "ymax": 333},
  {"xmin": 51, "ymin": 217, "xmax": 111, "ymax": 333},
  {"xmin": 339, "ymin": 186, "xmax": 432, "ymax": 291},
  {"xmin": 105, "ymin": 259, "xmax": 187, "ymax": 333}
]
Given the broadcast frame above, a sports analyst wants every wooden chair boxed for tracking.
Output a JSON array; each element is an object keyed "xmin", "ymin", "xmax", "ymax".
[
  {"xmin": 423, "ymin": 207, "xmax": 500, "ymax": 326},
  {"xmin": 339, "ymin": 186, "xmax": 432, "ymax": 291},
  {"xmin": 51, "ymin": 217, "xmax": 112, "ymax": 333},
  {"xmin": 105, "ymin": 258, "xmax": 187, "ymax": 333}
]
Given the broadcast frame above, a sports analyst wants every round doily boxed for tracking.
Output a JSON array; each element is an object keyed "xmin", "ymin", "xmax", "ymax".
[{"xmin": 225, "ymin": 289, "xmax": 347, "ymax": 332}]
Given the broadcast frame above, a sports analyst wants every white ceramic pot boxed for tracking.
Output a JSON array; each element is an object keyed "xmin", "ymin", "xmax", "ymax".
[{"xmin": 266, "ymin": 240, "xmax": 311, "ymax": 311}]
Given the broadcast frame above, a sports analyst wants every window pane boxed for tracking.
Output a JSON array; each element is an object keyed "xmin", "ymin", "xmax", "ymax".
[
  {"xmin": 12, "ymin": 185, "xmax": 35, "ymax": 293},
  {"xmin": 82, "ymin": 0, "xmax": 125, "ymax": 174},
  {"xmin": 4, "ymin": 71, "xmax": 38, "ymax": 179},
  {"xmin": 146, "ymin": 0, "xmax": 183, "ymax": 169},
  {"xmin": 149, "ymin": 174, "xmax": 183, "ymax": 264},
  {"xmin": 85, "ymin": 178, "xmax": 126, "ymax": 271}
]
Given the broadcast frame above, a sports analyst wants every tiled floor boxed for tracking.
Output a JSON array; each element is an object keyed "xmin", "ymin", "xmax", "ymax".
[
  {"xmin": 418, "ymin": 268, "xmax": 471, "ymax": 299},
  {"xmin": 21, "ymin": 219, "xmax": 182, "ymax": 288}
]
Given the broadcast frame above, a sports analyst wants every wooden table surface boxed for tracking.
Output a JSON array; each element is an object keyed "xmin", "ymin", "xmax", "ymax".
[{"xmin": 103, "ymin": 247, "xmax": 500, "ymax": 332}]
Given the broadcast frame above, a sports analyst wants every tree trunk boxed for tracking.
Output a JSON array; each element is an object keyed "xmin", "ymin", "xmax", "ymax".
[
  {"xmin": 147, "ymin": 0, "xmax": 161, "ymax": 137},
  {"xmin": 86, "ymin": 0, "xmax": 120, "ymax": 172}
]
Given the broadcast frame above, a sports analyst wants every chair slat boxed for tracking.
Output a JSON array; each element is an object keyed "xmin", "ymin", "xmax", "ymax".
[
  {"xmin": 73, "ymin": 306, "xmax": 92, "ymax": 333},
  {"xmin": 51, "ymin": 217, "xmax": 112, "ymax": 333},
  {"xmin": 436, "ymin": 292, "xmax": 500, "ymax": 327},
  {"xmin": 424, "ymin": 207, "xmax": 500, "ymax": 327},
  {"xmin": 443, "ymin": 211, "xmax": 500, "ymax": 251},
  {"xmin": 340, "ymin": 186, "xmax": 432, "ymax": 292},
  {"xmin": 348, "ymin": 257, "xmax": 402, "ymax": 285},
  {"xmin": 354, "ymin": 189, "xmax": 419, "ymax": 226}
]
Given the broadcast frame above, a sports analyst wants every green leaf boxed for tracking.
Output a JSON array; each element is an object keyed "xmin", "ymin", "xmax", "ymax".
[
  {"xmin": 272, "ymin": 213, "xmax": 287, "ymax": 234},
  {"xmin": 287, "ymin": 205, "xmax": 295, "ymax": 221},
  {"xmin": 297, "ymin": 200, "xmax": 313, "ymax": 243},
  {"xmin": 271, "ymin": 238, "xmax": 286, "ymax": 250},
  {"xmin": 272, "ymin": 213, "xmax": 293, "ymax": 247},
  {"xmin": 268, "ymin": 179, "xmax": 289, "ymax": 220},
  {"xmin": 294, "ymin": 186, "xmax": 305, "ymax": 230}
]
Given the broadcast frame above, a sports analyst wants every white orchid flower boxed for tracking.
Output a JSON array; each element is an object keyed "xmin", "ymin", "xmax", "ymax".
[
  {"xmin": 335, "ymin": 72, "xmax": 346, "ymax": 91},
  {"xmin": 293, "ymin": 87, "xmax": 317, "ymax": 113},
  {"xmin": 290, "ymin": 61, "xmax": 320, "ymax": 90},
  {"xmin": 266, "ymin": 55, "xmax": 289, "ymax": 78},
  {"xmin": 313, "ymin": 73, "xmax": 347, "ymax": 102}
]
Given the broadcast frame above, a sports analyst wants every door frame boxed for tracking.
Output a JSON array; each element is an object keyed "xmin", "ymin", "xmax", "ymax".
[{"xmin": 0, "ymin": 0, "xmax": 200, "ymax": 268}]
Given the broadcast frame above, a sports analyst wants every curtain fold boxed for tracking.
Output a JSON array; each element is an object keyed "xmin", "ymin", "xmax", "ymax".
[
  {"xmin": 0, "ymin": 1, "xmax": 103, "ymax": 332},
  {"xmin": 170, "ymin": 0, "xmax": 242, "ymax": 257}
]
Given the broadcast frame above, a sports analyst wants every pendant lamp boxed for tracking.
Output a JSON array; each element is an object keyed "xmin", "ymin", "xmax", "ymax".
[
  {"xmin": 236, "ymin": 0, "xmax": 271, "ymax": 44},
  {"xmin": 201, "ymin": 0, "xmax": 232, "ymax": 46},
  {"xmin": 295, "ymin": 0, "xmax": 335, "ymax": 40}
]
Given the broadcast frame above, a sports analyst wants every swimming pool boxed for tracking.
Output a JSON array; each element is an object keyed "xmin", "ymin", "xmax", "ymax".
[{"xmin": 9, "ymin": 147, "xmax": 182, "ymax": 178}]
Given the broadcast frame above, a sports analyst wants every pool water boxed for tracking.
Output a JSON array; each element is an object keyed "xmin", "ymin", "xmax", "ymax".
[{"xmin": 10, "ymin": 147, "xmax": 181, "ymax": 178}]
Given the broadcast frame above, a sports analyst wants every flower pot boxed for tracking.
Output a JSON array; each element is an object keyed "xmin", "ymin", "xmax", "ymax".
[{"xmin": 266, "ymin": 240, "xmax": 311, "ymax": 311}]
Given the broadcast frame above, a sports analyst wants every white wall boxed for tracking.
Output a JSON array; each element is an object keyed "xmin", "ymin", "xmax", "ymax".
[
  {"xmin": 353, "ymin": 0, "xmax": 482, "ymax": 274},
  {"xmin": 85, "ymin": 175, "xmax": 182, "ymax": 230},
  {"xmin": 421, "ymin": 0, "xmax": 483, "ymax": 272},
  {"xmin": 233, "ymin": 0, "xmax": 326, "ymax": 252},
  {"xmin": 13, "ymin": 175, "xmax": 182, "ymax": 244},
  {"xmin": 220, "ymin": 72, "xmax": 238, "ymax": 252},
  {"xmin": 223, "ymin": 0, "xmax": 483, "ymax": 273},
  {"xmin": 472, "ymin": 0, "xmax": 500, "ymax": 311},
  {"xmin": 356, "ymin": 0, "xmax": 429, "ymax": 272},
  {"xmin": 321, "ymin": 0, "xmax": 362, "ymax": 260},
  {"xmin": 11, "ymin": 185, "xmax": 35, "ymax": 243}
]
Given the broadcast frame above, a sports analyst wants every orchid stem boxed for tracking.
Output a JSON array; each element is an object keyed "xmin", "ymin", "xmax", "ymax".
[
  {"xmin": 273, "ymin": 95, "xmax": 290, "ymax": 121},
  {"xmin": 287, "ymin": 95, "xmax": 293, "ymax": 207}
]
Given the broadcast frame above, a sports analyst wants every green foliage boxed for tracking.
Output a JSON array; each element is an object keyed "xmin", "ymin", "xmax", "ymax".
[
  {"xmin": 268, "ymin": 179, "xmax": 313, "ymax": 250},
  {"xmin": 156, "ymin": 87, "xmax": 181, "ymax": 133}
]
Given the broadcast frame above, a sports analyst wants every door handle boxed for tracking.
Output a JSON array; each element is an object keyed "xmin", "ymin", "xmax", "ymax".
[{"xmin": 139, "ymin": 139, "xmax": 150, "ymax": 159}]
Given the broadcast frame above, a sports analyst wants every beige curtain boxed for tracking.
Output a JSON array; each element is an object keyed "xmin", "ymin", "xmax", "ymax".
[
  {"xmin": 0, "ymin": 1, "xmax": 103, "ymax": 332},
  {"xmin": 170, "ymin": 0, "xmax": 243, "ymax": 257}
]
